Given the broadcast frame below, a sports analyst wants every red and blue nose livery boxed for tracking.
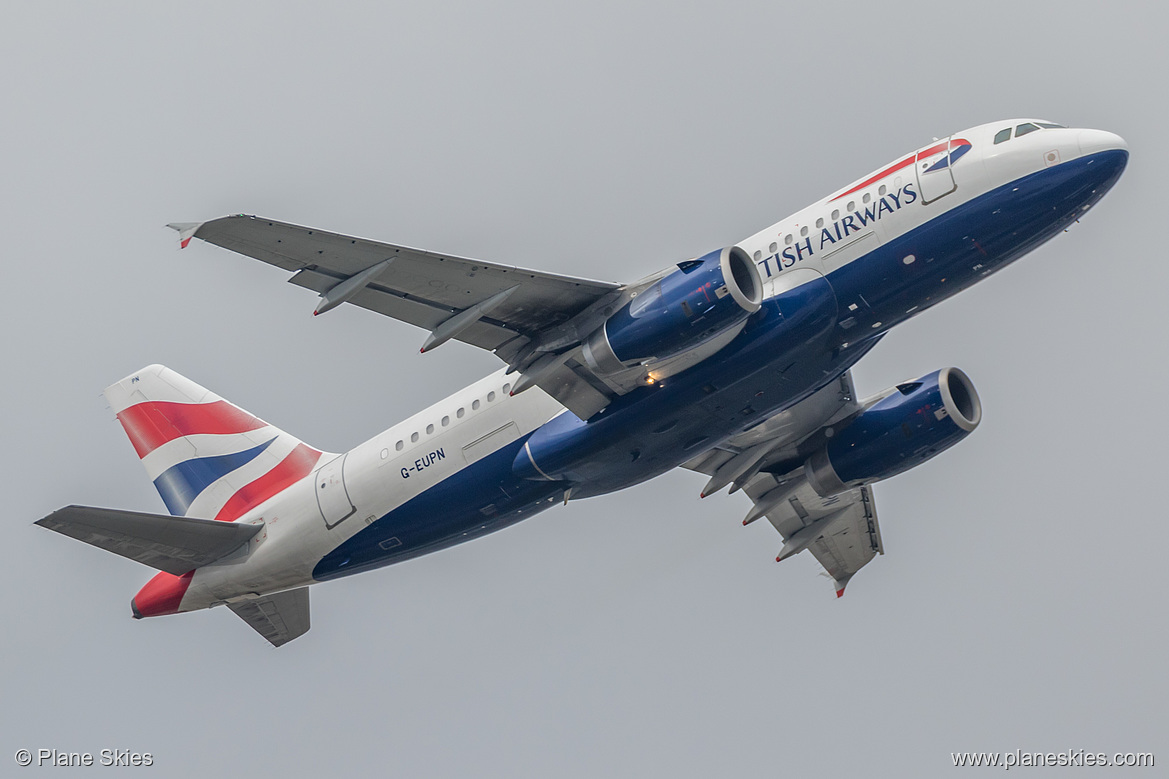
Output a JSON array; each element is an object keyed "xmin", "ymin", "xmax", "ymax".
[{"xmin": 829, "ymin": 137, "xmax": 972, "ymax": 203}]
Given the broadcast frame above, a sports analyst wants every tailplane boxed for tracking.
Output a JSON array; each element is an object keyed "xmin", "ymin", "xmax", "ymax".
[
  {"xmin": 36, "ymin": 505, "xmax": 262, "ymax": 575},
  {"xmin": 105, "ymin": 365, "xmax": 329, "ymax": 521}
]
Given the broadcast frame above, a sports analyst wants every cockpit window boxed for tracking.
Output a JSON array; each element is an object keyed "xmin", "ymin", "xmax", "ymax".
[{"xmin": 996, "ymin": 122, "xmax": 1064, "ymax": 145}]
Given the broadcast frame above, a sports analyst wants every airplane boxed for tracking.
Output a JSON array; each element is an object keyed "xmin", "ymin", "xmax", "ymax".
[{"xmin": 37, "ymin": 119, "xmax": 1128, "ymax": 646}]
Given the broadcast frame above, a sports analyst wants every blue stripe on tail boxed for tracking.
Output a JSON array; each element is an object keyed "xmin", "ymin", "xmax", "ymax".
[{"xmin": 153, "ymin": 438, "xmax": 276, "ymax": 516}]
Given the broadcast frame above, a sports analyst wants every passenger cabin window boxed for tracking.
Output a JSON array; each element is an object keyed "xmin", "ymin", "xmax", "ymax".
[
  {"xmin": 800, "ymin": 225, "xmax": 808, "ymax": 236},
  {"xmin": 457, "ymin": 407, "xmax": 465, "ymax": 418},
  {"xmin": 441, "ymin": 415, "xmax": 449, "ymax": 427},
  {"xmin": 815, "ymin": 217, "xmax": 824, "ymax": 228},
  {"xmin": 487, "ymin": 391, "xmax": 496, "ymax": 402},
  {"xmin": 411, "ymin": 432, "xmax": 419, "ymax": 443},
  {"xmin": 1015, "ymin": 122, "xmax": 1040, "ymax": 137},
  {"xmin": 395, "ymin": 440, "xmax": 404, "ymax": 451},
  {"xmin": 994, "ymin": 128, "xmax": 1011, "ymax": 144},
  {"xmin": 472, "ymin": 399, "xmax": 480, "ymax": 410},
  {"xmin": 426, "ymin": 423, "xmax": 434, "ymax": 435},
  {"xmin": 768, "ymin": 241, "xmax": 777, "ymax": 253}
]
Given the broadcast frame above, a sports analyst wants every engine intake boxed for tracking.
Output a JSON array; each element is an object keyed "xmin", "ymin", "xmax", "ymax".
[
  {"xmin": 805, "ymin": 367, "xmax": 981, "ymax": 497},
  {"xmin": 584, "ymin": 246, "xmax": 762, "ymax": 371}
]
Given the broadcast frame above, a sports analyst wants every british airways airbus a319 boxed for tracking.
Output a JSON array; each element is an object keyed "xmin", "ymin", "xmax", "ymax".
[{"xmin": 38, "ymin": 119, "xmax": 1127, "ymax": 646}]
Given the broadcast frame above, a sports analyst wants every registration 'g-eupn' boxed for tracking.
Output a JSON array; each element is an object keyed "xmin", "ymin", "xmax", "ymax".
[{"xmin": 39, "ymin": 120, "xmax": 1127, "ymax": 646}]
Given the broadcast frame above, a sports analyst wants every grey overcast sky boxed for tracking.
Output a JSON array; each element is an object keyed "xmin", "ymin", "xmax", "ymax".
[{"xmin": 3, "ymin": 2, "xmax": 1165, "ymax": 776}]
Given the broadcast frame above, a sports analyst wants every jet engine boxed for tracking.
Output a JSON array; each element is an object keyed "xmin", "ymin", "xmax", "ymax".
[
  {"xmin": 582, "ymin": 246, "xmax": 763, "ymax": 372},
  {"xmin": 804, "ymin": 367, "xmax": 981, "ymax": 497}
]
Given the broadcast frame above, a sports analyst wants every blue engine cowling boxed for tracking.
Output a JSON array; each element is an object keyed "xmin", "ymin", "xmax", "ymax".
[
  {"xmin": 804, "ymin": 367, "xmax": 982, "ymax": 497},
  {"xmin": 583, "ymin": 246, "xmax": 763, "ymax": 368}
]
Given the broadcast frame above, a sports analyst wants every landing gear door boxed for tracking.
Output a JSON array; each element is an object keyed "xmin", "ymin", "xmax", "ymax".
[
  {"xmin": 315, "ymin": 454, "xmax": 355, "ymax": 529},
  {"xmin": 915, "ymin": 136, "xmax": 957, "ymax": 205}
]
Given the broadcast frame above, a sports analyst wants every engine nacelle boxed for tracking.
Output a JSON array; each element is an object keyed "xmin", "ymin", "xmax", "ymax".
[
  {"xmin": 583, "ymin": 246, "xmax": 763, "ymax": 370},
  {"xmin": 804, "ymin": 367, "xmax": 982, "ymax": 497}
]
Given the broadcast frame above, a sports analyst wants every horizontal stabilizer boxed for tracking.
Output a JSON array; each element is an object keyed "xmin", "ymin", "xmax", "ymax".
[
  {"xmin": 228, "ymin": 588, "xmax": 310, "ymax": 647},
  {"xmin": 36, "ymin": 505, "xmax": 261, "ymax": 576}
]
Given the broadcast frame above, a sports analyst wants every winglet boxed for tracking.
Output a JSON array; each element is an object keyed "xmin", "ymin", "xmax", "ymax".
[
  {"xmin": 166, "ymin": 222, "xmax": 204, "ymax": 249},
  {"xmin": 833, "ymin": 574, "xmax": 853, "ymax": 598}
]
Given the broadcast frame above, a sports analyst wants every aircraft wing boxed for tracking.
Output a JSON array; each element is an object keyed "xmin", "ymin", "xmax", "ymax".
[
  {"xmin": 741, "ymin": 479, "xmax": 882, "ymax": 597},
  {"xmin": 682, "ymin": 370, "xmax": 884, "ymax": 595},
  {"xmin": 227, "ymin": 587, "xmax": 310, "ymax": 647},
  {"xmin": 172, "ymin": 215, "xmax": 621, "ymax": 357}
]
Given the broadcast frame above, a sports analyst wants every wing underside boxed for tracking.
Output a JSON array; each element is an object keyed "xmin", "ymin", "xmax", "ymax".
[
  {"xmin": 745, "ymin": 479, "xmax": 882, "ymax": 596},
  {"xmin": 682, "ymin": 370, "xmax": 885, "ymax": 595},
  {"xmin": 178, "ymin": 215, "xmax": 630, "ymax": 417},
  {"xmin": 184, "ymin": 214, "xmax": 621, "ymax": 353}
]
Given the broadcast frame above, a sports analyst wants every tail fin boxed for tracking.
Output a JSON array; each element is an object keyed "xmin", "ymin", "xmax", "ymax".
[{"xmin": 105, "ymin": 365, "xmax": 328, "ymax": 521}]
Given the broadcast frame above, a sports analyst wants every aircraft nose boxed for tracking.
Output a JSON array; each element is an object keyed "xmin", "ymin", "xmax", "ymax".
[{"xmin": 1078, "ymin": 129, "xmax": 1128, "ymax": 157}]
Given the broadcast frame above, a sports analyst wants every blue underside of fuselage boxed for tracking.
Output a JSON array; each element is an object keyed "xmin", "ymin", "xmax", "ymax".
[
  {"xmin": 313, "ymin": 438, "xmax": 562, "ymax": 581},
  {"xmin": 827, "ymin": 150, "xmax": 1128, "ymax": 335},
  {"xmin": 311, "ymin": 149, "xmax": 1127, "ymax": 583}
]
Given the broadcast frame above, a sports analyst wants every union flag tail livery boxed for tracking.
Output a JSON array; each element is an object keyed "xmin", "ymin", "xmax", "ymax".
[
  {"xmin": 105, "ymin": 365, "xmax": 327, "ymax": 521},
  {"xmin": 38, "ymin": 119, "xmax": 1128, "ymax": 646}
]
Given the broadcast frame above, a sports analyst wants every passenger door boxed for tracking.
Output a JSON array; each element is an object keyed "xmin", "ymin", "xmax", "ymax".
[{"xmin": 915, "ymin": 136, "xmax": 957, "ymax": 205}]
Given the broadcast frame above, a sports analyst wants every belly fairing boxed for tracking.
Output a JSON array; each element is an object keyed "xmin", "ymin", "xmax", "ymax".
[{"xmin": 515, "ymin": 272, "xmax": 839, "ymax": 490}]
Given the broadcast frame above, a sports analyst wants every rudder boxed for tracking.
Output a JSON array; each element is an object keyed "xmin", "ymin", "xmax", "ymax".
[{"xmin": 105, "ymin": 365, "xmax": 329, "ymax": 521}]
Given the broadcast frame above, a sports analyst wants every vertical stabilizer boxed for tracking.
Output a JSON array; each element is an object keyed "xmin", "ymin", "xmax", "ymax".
[{"xmin": 105, "ymin": 365, "xmax": 329, "ymax": 520}]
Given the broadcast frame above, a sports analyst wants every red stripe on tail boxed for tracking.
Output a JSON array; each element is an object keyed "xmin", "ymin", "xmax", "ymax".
[
  {"xmin": 117, "ymin": 400, "xmax": 268, "ymax": 458},
  {"xmin": 214, "ymin": 444, "xmax": 323, "ymax": 522}
]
